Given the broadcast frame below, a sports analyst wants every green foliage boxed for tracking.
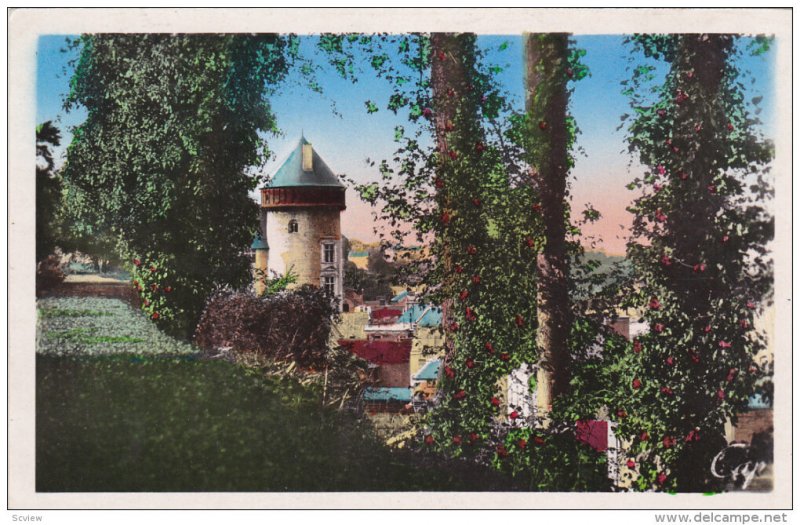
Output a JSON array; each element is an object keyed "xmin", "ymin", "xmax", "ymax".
[
  {"xmin": 61, "ymin": 34, "xmax": 289, "ymax": 336},
  {"xmin": 613, "ymin": 34, "xmax": 774, "ymax": 492}
]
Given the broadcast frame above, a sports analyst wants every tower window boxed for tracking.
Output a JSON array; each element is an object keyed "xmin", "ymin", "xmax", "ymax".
[
  {"xmin": 323, "ymin": 276, "xmax": 335, "ymax": 296},
  {"xmin": 323, "ymin": 243, "xmax": 335, "ymax": 263},
  {"xmin": 288, "ymin": 219, "xmax": 298, "ymax": 233}
]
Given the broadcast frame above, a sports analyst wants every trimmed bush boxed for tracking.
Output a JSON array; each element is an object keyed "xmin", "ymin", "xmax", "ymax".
[
  {"xmin": 194, "ymin": 285, "xmax": 339, "ymax": 367},
  {"xmin": 36, "ymin": 255, "xmax": 65, "ymax": 296}
]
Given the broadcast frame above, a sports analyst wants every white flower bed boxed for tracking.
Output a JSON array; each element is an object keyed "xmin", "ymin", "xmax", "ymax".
[{"xmin": 37, "ymin": 297, "xmax": 197, "ymax": 356}]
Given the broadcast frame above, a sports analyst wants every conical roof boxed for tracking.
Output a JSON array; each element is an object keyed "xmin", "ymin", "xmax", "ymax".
[{"xmin": 266, "ymin": 137, "xmax": 344, "ymax": 189}]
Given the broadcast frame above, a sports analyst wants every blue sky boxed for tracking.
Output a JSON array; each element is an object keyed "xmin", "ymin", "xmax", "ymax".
[{"xmin": 36, "ymin": 34, "xmax": 776, "ymax": 254}]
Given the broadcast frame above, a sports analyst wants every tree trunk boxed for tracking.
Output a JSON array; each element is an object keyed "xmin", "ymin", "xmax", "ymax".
[
  {"xmin": 524, "ymin": 33, "xmax": 572, "ymax": 411},
  {"xmin": 430, "ymin": 33, "xmax": 472, "ymax": 342}
]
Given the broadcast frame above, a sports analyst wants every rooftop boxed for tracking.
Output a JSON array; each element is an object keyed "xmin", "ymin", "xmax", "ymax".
[
  {"xmin": 265, "ymin": 137, "xmax": 344, "ymax": 189},
  {"xmin": 363, "ymin": 387, "xmax": 412, "ymax": 403},
  {"xmin": 413, "ymin": 359, "xmax": 441, "ymax": 381}
]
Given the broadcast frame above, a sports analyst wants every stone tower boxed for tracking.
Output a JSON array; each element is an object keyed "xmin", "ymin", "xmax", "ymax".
[{"xmin": 256, "ymin": 136, "xmax": 346, "ymax": 309}]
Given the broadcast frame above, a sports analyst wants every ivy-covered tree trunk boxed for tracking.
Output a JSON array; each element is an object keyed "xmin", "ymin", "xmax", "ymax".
[
  {"xmin": 524, "ymin": 34, "xmax": 573, "ymax": 409},
  {"xmin": 619, "ymin": 33, "xmax": 774, "ymax": 492}
]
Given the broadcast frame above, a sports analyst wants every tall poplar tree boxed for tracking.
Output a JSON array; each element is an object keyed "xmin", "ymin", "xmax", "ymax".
[{"xmin": 62, "ymin": 34, "xmax": 289, "ymax": 335}]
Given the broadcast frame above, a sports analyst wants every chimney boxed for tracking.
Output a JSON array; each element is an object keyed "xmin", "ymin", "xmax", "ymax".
[{"xmin": 302, "ymin": 144, "xmax": 313, "ymax": 172}]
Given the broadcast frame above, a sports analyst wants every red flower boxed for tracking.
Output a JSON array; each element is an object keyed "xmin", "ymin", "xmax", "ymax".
[
  {"xmin": 491, "ymin": 396, "xmax": 501, "ymax": 407},
  {"xmin": 466, "ymin": 244, "xmax": 477, "ymax": 255},
  {"xmin": 452, "ymin": 435, "xmax": 462, "ymax": 445},
  {"xmin": 746, "ymin": 300, "xmax": 756, "ymax": 310},
  {"xmin": 739, "ymin": 319, "xmax": 750, "ymax": 329},
  {"xmin": 694, "ymin": 122, "xmax": 703, "ymax": 134},
  {"xmin": 525, "ymin": 237, "xmax": 535, "ymax": 248},
  {"xmin": 665, "ymin": 138, "xmax": 672, "ymax": 146},
  {"xmin": 662, "ymin": 436, "xmax": 675, "ymax": 448},
  {"xmin": 422, "ymin": 107, "xmax": 433, "ymax": 119},
  {"xmin": 471, "ymin": 274, "xmax": 481, "ymax": 285},
  {"xmin": 632, "ymin": 378, "xmax": 642, "ymax": 390},
  {"xmin": 531, "ymin": 203, "xmax": 542, "ymax": 213},
  {"xmin": 627, "ymin": 459, "xmax": 636, "ymax": 469},
  {"xmin": 143, "ymin": 299, "xmax": 150, "ymax": 307},
  {"xmin": 649, "ymin": 297, "xmax": 661, "ymax": 310},
  {"xmin": 633, "ymin": 339, "xmax": 642, "ymax": 353},
  {"xmin": 657, "ymin": 472, "xmax": 668, "ymax": 485},
  {"xmin": 656, "ymin": 164, "xmax": 666, "ymax": 175},
  {"xmin": 685, "ymin": 429, "xmax": 700, "ymax": 443},
  {"xmin": 466, "ymin": 358, "xmax": 475, "ymax": 369},
  {"xmin": 717, "ymin": 389, "xmax": 726, "ymax": 400},
  {"xmin": 665, "ymin": 356, "xmax": 675, "ymax": 366},
  {"xmin": 453, "ymin": 389, "xmax": 467, "ymax": 401},
  {"xmin": 727, "ymin": 122, "xmax": 734, "ymax": 132},
  {"xmin": 474, "ymin": 142, "xmax": 485, "ymax": 154},
  {"xmin": 449, "ymin": 322, "xmax": 459, "ymax": 332},
  {"xmin": 437, "ymin": 50, "xmax": 446, "ymax": 61},
  {"xmin": 484, "ymin": 341, "xmax": 495, "ymax": 354},
  {"xmin": 721, "ymin": 234, "xmax": 730, "ymax": 243},
  {"xmin": 454, "ymin": 264, "xmax": 463, "ymax": 274},
  {"xmin": 465, "ymin": 307, "xmax": 477, "ymax": 322},
  {"xmin": 688, "ymin": 349, "xmax": 700, "ymax": 364},
  {"xmin": 657, "ymin": 108, "xmax": 666, "ymax": 118},
  {"xmin": 163, "ymin": 286, "xmax": 173, "ymax": 293},
  {"xmin": 424, "ymin": 434, "xmax": 434, "ymax": 445},
  {"xmin": 150, "ymin": 284, "xmax": 158, "ymax": 292},
  {"xmin": 654, "ymin": 323, "xmax": 665, "ymax": 333},
  {"xmin": 149, "ymin": 265, "xmax": 157, "ymax": 273},
  {"xmin": 693, "ymin": 263, "xmax": 707, "ymax": 273},
  {"xmin": 448, "ymin": 150, "xmax": 458, "ymax": 160},
  {"xmin": 748, "ymin": 364, "xmax": 759, "ymax": 375},
  {"xmin": 655, "ymin": 209, "xmax": 667, "ymax": 223},
  {"xmin": 616, "ymin": 409, "xmax": 627, "ymax": 419},
  {"xmin": 509, "ymin": 410, "xmax": 520, "ymax": 420},
  {"xmin": 640, "ymin": 431, "xmax": 650, "ymax": 442},
  {"xmin": 675, "ymin": 89, "xmax": 689, "ymax": 104},
  {"xmin": 672, "ymin": 146, "xmax": 680, "ymax": 154},
  {"xmin": 444, "ymin": 366, "xmax": 455, "ymax": 379},
  {"xmin": 151, "ymin": 312, "xmax": 160, "ymax": 320},
  {"xmin": 440, "ymin": 211, "xmax": 451, "ymax": 224},
  {"xmin": 654, "ymin": 183, "xmax": 664, "ymax": 192},
  {"xmin": 459, "ymin": 289, "xmax": 469, "ymax": 301},
  {"xmin": 538, "ymin": 120, "xmax": 548, "ymax": 130},
  {"xmin": 660, "ymin": 386, "xmax": 674, "ymax": 396},
  {"xmin": 469, "ymin": 432, "xmax": 479, "ymax": 443},
  {"xmin": 517, "ymin": 438, "xmax": 527, "ymax": 449},
  {"xmin": 726, "ymin": 368, "xmax": 738, "ymax": 383},
  {"xmin": 533, "ymin": 436, "xmax": 545, "ymax": 446},
  {"xmin": 496, "ymin": 444, "xmax": 509, "ymax": 458},
  {"xmin": 719, "ymin": 340, "xmax": 732, "ymax": 349},
  {"xmin": 703, "ymin": 325, "xmax": 712, "ymax": 334},
  {"xmin": 499, "ymin": 352, "xmax": 510, "ymax": 361},
  {"xmin": 434, "ymin": 177, "xmax": 445, "ymax": 189},
  {"xmin": 133, "ymin": 258, "xmax": 142, "ymax": 267},
  {"xmin": 472, "ymin": 197, "xmax": 482, "ymax": 207},
  {"xmin": 514, "ymin": 314, "xmax": 525, "ymax": 328}
]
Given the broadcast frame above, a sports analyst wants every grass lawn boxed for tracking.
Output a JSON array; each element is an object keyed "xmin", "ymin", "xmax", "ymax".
[{"xmin": 36, "ymin": 297, "xmax": 519, "ymax": 492}]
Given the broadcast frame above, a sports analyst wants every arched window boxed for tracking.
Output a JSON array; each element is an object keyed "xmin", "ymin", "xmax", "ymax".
[{"xmin": 288, "ymin": 219, "xmax": 298, "ymax": 233}]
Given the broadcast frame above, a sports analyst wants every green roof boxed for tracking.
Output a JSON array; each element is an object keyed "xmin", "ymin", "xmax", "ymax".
[
  {"xmin": 363, "ymin": 387, "xmax": 411, "ymax": 403},
  {"xmin": 413, "ymin": 359, "xmax": 441, "ymax": 381},
  {"xmin": 267, "ymin": 137, "xmax": 344, "ymax": 189},
  {"xmin": 251, "ymin": 232, "xmax": 269, "ymax": 250},
  {"xmin": 349, "ymin": 251, "xmax": 369, "ymax": 258},
  {"xmin": 390, "ymin": 290, "xmax": 409, "ymax": 303}
]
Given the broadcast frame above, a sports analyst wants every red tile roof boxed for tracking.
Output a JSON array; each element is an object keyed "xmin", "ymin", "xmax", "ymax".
[{"xmin": 338, "ymin": 339, "xmax": 412, "ymax": 365}]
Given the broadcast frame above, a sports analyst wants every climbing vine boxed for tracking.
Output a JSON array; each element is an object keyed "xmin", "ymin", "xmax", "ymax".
[{"xmin": 611, "ymin": 34, "xmax": 774, "ymax": 492}]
